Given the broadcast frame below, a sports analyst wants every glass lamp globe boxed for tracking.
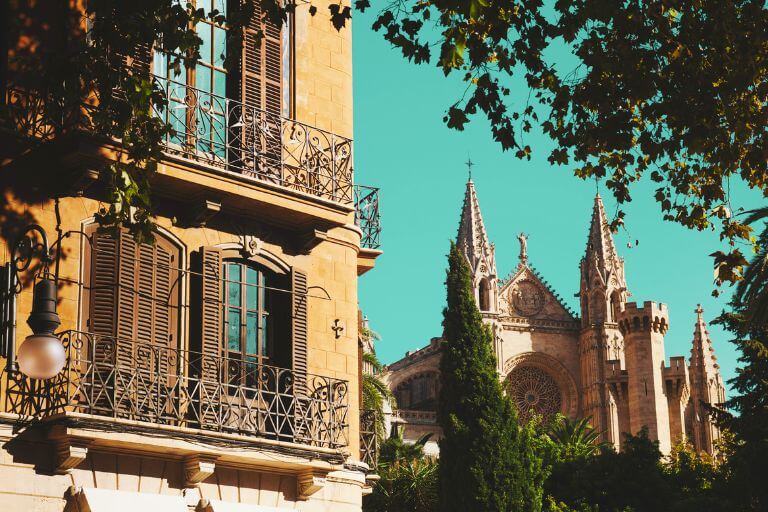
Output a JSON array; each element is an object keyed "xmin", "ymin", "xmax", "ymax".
[{"xmin": 17, "ymin": 333, "xmax": 66, "ymax": 379}]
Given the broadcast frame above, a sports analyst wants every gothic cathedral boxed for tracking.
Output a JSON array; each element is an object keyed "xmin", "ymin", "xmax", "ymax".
[{"xmin": 383, "ymin": 179, "xmax": 726, "ymax": 455}]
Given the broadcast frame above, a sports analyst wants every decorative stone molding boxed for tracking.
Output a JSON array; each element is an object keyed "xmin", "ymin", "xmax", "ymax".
[
  {"xmin": 297, "ymin": 469, "xmax": 327, "ymax": 500},
  {"xmin": 240, "ymin": 234, "xmax": 263, "ymax": 257},
  {"xmin": 183, "ymin": 455, "xmax": 217, "ymax": 486},
  {"xmin": 54, "ymin": 440, "xmax": 89, "ymax": 474},
  {"xmin": 299, "ymin": 229, "xmax": 329, "ymax": 254}
]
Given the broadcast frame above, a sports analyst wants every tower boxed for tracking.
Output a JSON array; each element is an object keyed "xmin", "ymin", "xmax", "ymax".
[
  {"xmin": 578, "ymin": 194, "xmax": 629, "ymax": 448},
  {"xmin": 617, "ymin": 301, "xmax": 673, "ymax": 454},
  {"xmin": 687, "ymin": 305, "xmax": 726, "ymax": 454},
  {"xmin": 457, "ymin": 179, "xmax": 497, "ymax": 314}
]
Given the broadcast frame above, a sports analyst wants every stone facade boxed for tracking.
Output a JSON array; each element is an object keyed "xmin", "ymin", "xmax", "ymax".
[
  {"xmin": 384, "ymin": 180, "xmax": 725, "ymax": 455},
  {"xmin": 0, "ymin": 1, "xmax": 380, "ymax": 510}
]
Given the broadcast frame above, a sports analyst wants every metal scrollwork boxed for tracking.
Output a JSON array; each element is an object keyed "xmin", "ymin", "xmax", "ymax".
[
  {"xmin": 5, "ymin": 330, "xmax": 350, "ymax": 449},
  {"xmin": 11, "ymin": 224, "xmax": 52, "ymax": 293}
]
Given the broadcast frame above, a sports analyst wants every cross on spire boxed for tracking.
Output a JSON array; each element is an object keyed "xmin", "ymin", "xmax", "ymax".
[{"xmin": 465, "ymin": 157, "xmax": 474, "ymax": 181}]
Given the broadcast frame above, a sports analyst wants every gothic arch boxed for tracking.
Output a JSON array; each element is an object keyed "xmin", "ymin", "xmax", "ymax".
[
  {"xmin": 478, "ymin": 277, "xmax": 491, "ymax": 311},
  {"xmin": 392, "ymin": 371, "xmax": 440, "ymax": 411},
  {"xmin": 502, "ymin": 352, "xmax": 579, "ymax": 419}
]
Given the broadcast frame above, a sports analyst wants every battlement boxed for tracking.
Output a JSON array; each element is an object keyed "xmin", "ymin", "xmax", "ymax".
[
  {"xmin": 617, "ymin": 301, "xmax": 669, "ymax": 334},
  {"xmin": 664, "ymin": 356, "xmax": 689, "ymax": 376}
]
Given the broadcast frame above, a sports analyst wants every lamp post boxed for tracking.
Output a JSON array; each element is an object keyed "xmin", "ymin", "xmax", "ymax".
[{"xmin": 10, "ymin": 225, "xmax": 65, "ymax": 379}]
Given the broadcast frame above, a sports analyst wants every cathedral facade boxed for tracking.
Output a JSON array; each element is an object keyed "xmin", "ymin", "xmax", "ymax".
[{"xmin": 383, "ymin": 180, "xmax": 726, "ymax": 455}]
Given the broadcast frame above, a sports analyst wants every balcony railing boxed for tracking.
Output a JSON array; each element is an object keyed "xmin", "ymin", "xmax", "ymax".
[
  {"xmin": 360, "ymin": 409, "xmax": 379, "ymax": 468},
  {"xmin": 4, "ymin": 331, "xmax": 349, "ymax": 449},
  {"xmin": 3, "ymin": 78, "xmax": 355, "ymax": 205},
  {"xmin": 354, "ymin": 185, "xmax": 381, "ymax": 250}
]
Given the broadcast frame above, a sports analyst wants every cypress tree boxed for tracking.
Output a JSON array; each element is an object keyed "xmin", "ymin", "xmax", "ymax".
[{"xmin": 438, "ymin": 242, "xmax": 538, "ymax": 511}]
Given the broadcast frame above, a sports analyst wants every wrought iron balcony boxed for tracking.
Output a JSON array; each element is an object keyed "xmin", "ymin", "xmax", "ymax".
[
  {"xmin": 359, "ymin": 409, "xmax": 379, "ymax": 468},
  {"xmin": 4, "ymin": 331, "xmax": 349, "ymax": 449},
  {"xmin": 354, "ymin": 185, "xmax": 381, "ymax": 250},
  {"xmin": 3, "ymin": 78, "xmax": 355, "ymax": 205}
]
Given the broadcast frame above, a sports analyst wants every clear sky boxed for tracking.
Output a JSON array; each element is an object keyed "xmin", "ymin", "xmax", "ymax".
[{"xmin": 351, "ymin": 12, "xmax": 763, "ymax": 389}]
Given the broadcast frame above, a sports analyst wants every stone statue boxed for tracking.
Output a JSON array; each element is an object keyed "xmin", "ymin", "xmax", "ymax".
[{"xmin": 517, "ymin": 232, "xmax": 528, "ymax": 263}]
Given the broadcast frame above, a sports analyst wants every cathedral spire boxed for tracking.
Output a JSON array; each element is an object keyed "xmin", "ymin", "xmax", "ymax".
[
  {"xmin": 457, "ymin": 179, "xmax": 495, "ymax": 275},
  {"xmin": 579, "ymin": 193, "xmax": 628, "ymax": 325},
  {"xmin": 690, "ymin": 304, "xmax": 720, "ymax": 379},
  {"xmin": 688, "ymin": 304, "xmax": 726, "ymax": 454},
  {"xmin": 585, "ymin": 193, "xmax": 619, "ymax": 271}
]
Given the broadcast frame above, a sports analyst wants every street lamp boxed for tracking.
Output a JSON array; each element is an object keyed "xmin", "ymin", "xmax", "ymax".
[{"xmin": 11, "ymin": 225, "xmax": 65, "ymax": 379}]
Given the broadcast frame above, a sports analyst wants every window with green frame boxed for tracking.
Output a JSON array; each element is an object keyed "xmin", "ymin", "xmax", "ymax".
[
  {"xmin": 152, "ymin": 0, "xmax": 228, "ymax": 157},
  {"xmin": 223, "ymin": 261, "xmax": 269, "ymax": 385}
]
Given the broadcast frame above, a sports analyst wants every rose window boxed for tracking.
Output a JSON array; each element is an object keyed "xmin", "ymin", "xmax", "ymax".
[{"xmin": 507, "ymin": 366, "xmax": 562, "ymax": 422}]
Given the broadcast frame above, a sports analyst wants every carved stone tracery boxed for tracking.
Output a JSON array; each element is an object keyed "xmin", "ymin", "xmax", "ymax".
[
  {"xmin": 507, "ymin": 366, "xmax": 562, "ymax": 422},
  {"xmin": 502, "ymin": 352, "xmax": 579, "ymax": 420}
]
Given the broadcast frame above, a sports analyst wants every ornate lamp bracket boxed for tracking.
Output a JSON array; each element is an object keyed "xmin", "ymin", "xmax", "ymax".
[{"xmin": 11, "ymin": 224, "xmax": 53, "ymax": 293}]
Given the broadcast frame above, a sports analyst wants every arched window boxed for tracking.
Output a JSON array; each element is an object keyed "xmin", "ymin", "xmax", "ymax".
[
  {"xmin": 610, "ymin": 291, "xmax": 621, "ymax": 322},
  {"xmin": 396, "ymin": 373, "xmax": 438, "ymax": 411},
  {"xmin": 478, "ymin": 278, "xmax": 491, "ymax": 311}
]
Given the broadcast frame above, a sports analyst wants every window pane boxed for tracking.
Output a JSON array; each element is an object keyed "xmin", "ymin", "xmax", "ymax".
[
  {"xmin": 227, "ymin": 308, "xmax": 241, "ymax": 352},
  {"xmin": 196, "ymin": 66, "xmax": 211, "ymax": 98},
  {"xmin": 261, "ymin": 320, "xmax": 269, "ymax": 356},
  {"xmin": 198, "ymin": 23, "xmax": 212, "ymax": 65},
  {"xmin": 246, "ymin": 312, "xmax": 258, "ymax": 355},
  {"xmin": 214, "ymin": 69, "xmax": 227, "ymax": 100},
  {"xmin": 153, "ymin": 50, "xmax": 167, "ymax": 77},
  {"xmin": 227, "ymin": 263, "xmax": 241, "ymax": 307},
  {"xmin": 246, "ymin": 267, "xmax": 259, "ymax": 310},
  {"xmin": 214, "ymin": 27, "xmax": 227, "ymax": 67}
]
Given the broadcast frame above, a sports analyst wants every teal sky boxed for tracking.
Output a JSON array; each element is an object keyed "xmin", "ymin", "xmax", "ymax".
[{"xmin": 351, "ymin": 13, "xmax": 763, "ymax": 389}]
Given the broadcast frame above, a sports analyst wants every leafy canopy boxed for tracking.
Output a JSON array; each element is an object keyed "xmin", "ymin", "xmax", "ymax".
[{"xmin": 348, "ymin": 0, "xmax": 768, "ymax": 285}]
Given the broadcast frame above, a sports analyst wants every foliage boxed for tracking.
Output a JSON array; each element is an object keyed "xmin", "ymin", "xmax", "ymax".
[
  {"xmin": 547, "ymin": 429, "xmax": 670, "ymax": 512},
  {"xmin": 664, "ymin": 441, "xmax": 724, "ymax": 512},
  {"xmin": 10, "ymin": 0, "xmax": 768, "ymax": 279},
  {"xmin": 6, "ymin": 0, "xmax": 255, "ymax": 241},
  {"xmin": 379, "ymin": 429, "xmax": 432, "ymax": 465},
  {"xmin": 733, "ymin": 208, "xmax": 768, "ymax": 325},
  {"xmin": 546, "ymin": 428, "xmax": 730, "ymax": 512},
  {"xmin": 365, "ymin": 458, "xmax": 439, "ymax": 512},
  {"xmin": 366, "ymin": 427, "xmax": 437, "ymax": 512},
  {"xmin": 438, "ymin": 242, "xmax": 543, "ymax": 511},
  {"xmin": 344, "ymin": 0, "xmax": 768, "ymax": 284},
  {"xmin": 546, "ymin": 415, "xmax": 608, "ymax": 461},
  {"xmin": 713, "ymin": 306, "xmax": 768, "ymax": 511},
  {"xmin": 362, "ymin": 351, "xmax": 394, "ymax": 411}
]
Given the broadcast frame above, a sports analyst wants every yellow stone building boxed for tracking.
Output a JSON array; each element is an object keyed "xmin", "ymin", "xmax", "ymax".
[{"xmin": 0, "ymin": 1, "xmax": 381, "ymax": 510}]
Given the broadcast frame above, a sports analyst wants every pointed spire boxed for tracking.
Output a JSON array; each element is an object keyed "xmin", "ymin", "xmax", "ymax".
[
  {"xmin": 690, "ymin": 304, "xmax": 720, "ymax": 377},
  {"xmin": 585, "ymin": 194, "xmax": 619, "ymax": 269},
  {"xmin": 457, "ymin": 179, "xmax": 494, "ymax": 273}
]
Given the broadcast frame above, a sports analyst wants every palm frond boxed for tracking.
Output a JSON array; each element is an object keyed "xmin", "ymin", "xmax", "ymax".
[{"xmin": 736, "ymin": 206, "xmax": 768, "ymax": 324}]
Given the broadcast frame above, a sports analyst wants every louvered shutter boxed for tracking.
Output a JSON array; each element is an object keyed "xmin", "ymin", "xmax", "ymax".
[
  {"xmin": 113, "ymin": 231, "xmax": 143, "ymax": 419},
  {"xmin": 89, "ymin": 231, "xmax": 119, "ymax": 414},
  {"xmin": 241, "ymin": 3, "xmax": 283, "ymax": 178},
  {"xmin": 291, "ymin": 269, "xmax": 308, "ymax": 396},
  {"xmin": 191, "ymin": 246, "xmax": 223, "ymax": 428},
  {"xmin": 88, "ymin": 228, "xmax": 178, "ymax": 420}
]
